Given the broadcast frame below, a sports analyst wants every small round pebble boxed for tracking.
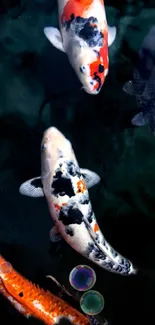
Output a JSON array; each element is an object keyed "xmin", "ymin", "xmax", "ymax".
[
  {"xmin": 69, "ymin": 265, "xmax": 96, "ymax": 291},
  {"xmin": 80, "ymin": 290, "xmax": 104, "ymax": 315}
]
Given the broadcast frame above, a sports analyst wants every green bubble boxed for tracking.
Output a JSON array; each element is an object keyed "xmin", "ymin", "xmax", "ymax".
[{"xmin": 80, "ymin": 290, "xmax": 104, "ymax": 316}]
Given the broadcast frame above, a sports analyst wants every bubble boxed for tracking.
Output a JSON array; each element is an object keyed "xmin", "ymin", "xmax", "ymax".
[
  {"xmin": 69, "ymin": 265, "xmax": 96, "ymax": 291},
  {"xmin": 0, "ymin": 262, "xmax": 12, "ymax": 274},
  {"xmin": 80, "ymin": 290, "xmax": 104, "ymax": 315}
]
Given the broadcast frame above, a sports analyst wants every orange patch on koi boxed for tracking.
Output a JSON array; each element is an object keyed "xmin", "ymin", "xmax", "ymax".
[
  {"xmin": 54, "ymin": 204, "xmax": 61, "ymax": 211},
  {"xmin": 76, "ymin": 180, "xmax": 86, "ymax": 194},
  {"xmin": 94, "ymin": 223, "xmax": 99, "ymax": 232},
  {"xmin": 89, "ymin": 27, "xmax": 108, "ymax": 91},
  {"xmin": 61, "ymin": 0, "xmax": 94, "ymax": 23}
]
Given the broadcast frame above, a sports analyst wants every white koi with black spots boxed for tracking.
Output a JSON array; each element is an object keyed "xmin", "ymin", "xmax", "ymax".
[{"xmin": 19, "ymin": 127, "xmax": 137, "ymax": 276}]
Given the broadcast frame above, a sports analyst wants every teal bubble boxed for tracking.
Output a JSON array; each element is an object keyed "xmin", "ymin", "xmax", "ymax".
[
  {"xmin": 69, "ymin": 265, "xmax": 96, "ymax": 291},
  {"xmin": 80, "ymin": 290, "xmax": 104, "ymax": 315}
]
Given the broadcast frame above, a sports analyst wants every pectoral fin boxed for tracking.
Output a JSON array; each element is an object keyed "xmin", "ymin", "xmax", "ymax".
[
  {"xmin": 19, "ymin": 177, "xmax": 44, "ymax": 198},
  {"xmin": 80, "ymin": 168, "xmax": 101, "ymax": 189},
  {"xmin": 123, "ymin": 80, "xmax": 135, "ymax": 96},
  {"xmin": 108, "ymin": 25, "xmax": 117, "ymax": 47},
  {"xmin": 49, "ymin": 225, "xmax": 62, "ymax": 242},
  {"xmin": 43, "ymin": 27, "xmax": 65, "ymax": 52},
  {"xmin": 131, "ymin": 112, "xmax": 146, "ymax": 126}
]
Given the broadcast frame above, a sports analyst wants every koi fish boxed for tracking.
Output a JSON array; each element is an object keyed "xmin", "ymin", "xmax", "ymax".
[
  {"xmin": 19, "ymin": 127, "xmax": 136, "ymax": 276},
  {"xmin": 0, "ymin": 254, "xmax": 90, "ymax": 325},
  {"xmin": 43, "ymin": 0, "xmax": 116, "ymax": 95},
  {"xmin": 123, "ymin": 26, "xmax": 155, "ymax": 134}
]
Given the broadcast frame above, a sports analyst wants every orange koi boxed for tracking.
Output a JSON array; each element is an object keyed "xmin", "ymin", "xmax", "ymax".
[{"xmin": 0, "ymin": 254, "xmax": 89, "ymax": 325}]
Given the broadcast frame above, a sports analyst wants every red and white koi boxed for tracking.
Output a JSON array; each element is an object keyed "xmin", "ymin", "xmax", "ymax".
[
  {"xmin": 43, "ymin": 0, "xmax": 116, "ymax": 94},
  {"xmin": 0, "ymin": 254, "xmax": 89, "ymax": 325},
  {"xmin": 19, "ymin": 127, "xmax": 136, "ymax": 276}
]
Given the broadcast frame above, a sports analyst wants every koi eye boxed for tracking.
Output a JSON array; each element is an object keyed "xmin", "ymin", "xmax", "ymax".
[
  {"xmin": 69, "ymin": 265, "xmax": 96, "ymax": 291},
  {"xmin": 80, "ymin": 290, "xmax": 104, "ymax": 315}
]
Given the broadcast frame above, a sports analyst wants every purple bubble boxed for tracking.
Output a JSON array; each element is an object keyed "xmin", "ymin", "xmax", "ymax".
[{"xmin": 69, "ymin": 265, "xmax": 96, "ymax": 291}]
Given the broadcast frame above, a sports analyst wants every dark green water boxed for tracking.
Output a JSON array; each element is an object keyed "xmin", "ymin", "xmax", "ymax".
[{"xmin": 0, "ymin": 1, "xmax": 155, "ymax": 325}]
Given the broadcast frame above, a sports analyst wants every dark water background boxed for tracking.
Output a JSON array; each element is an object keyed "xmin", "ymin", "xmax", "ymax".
[{"xmin": 1, "ymin": 0, "xmax": 155, "ymax": 324}]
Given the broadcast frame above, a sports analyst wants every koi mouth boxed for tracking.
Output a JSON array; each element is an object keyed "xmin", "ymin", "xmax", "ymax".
[{"xmin": 82, "ymin": 85, "xmax": 100, "ymax": 95}]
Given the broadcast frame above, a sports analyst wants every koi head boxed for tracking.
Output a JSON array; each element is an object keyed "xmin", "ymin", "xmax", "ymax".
[
  {"xmin": 41, "ymin": 127, "xmax": 77, "ymax": 183},
  {"xmin": 66, "ymin": 36, "xmax": 108, "ymax": 95}
]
